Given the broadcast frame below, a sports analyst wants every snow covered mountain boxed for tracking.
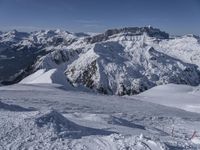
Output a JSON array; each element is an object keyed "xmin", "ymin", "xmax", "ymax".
[
  {"xmin": 1, "ymin": 27, "xmax": 200, "ymax": 95},
  {"xmin": 1, "ymin": 27, "xmax": 200, "ymax": 150},
  {"xmin": 0, "ymin": 29, "xmax": 80, "ymax": 84}
]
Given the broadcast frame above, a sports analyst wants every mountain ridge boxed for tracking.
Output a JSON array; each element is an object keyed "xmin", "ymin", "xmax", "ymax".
[{"xmin": 1, "ymin": 27, "xmax": 200, "ymax": 95}]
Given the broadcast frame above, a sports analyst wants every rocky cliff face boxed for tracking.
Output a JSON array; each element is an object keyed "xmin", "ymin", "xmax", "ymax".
[{"xmin": 85, "ymin": 27, "xmax": 169, "ymax": 43}]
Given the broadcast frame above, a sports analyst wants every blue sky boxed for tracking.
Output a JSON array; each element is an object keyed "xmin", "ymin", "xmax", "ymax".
[{"xmin": 0, "ymin": 0, "xmax": 200, "ymax": 35}]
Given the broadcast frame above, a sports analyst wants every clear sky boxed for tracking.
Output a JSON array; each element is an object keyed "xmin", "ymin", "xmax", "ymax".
[{"xmin": 0, "ymin": 0, "xmax": 200, "ymax": 35}]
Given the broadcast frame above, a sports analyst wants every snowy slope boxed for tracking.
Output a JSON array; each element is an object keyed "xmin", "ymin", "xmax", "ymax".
[
  {"xmin": 1, "ymin": 84, "xmax": 200, "ymax": 149},
  {"xmin": 135, "ymin": 84, "xmax": 200, "ymax": 113},
  {"xmin": 156, "ymin": 35, "xmax": 200, "ymax": 66},
  {"xmin": 20, "ymin": 69, "xmax": 75, "ymax": 90}
]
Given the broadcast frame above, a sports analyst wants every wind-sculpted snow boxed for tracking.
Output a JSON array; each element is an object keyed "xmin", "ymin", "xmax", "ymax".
[
  {"xmin": 0, "ymin": 84, "xmax": 200, "ymax": 149},
  {"xmin": 35, "ymin": 110, "xmax": 114, "ymax": 139},
  {"xmin": 107, "ymin": 116, "xmax": 146, "ymax": 130}
]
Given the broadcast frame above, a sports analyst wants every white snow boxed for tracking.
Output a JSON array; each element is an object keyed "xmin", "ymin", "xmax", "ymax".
[
  {"xmin": 0, "ymin": 83, "xmax": 200, "ymax": 149},
  {"xmin": 1, "ymin": 27, "xmax": 200, "ymax": 95},
  {"xmin": 20, "ymin": 69, "xmax": 55, "ymax": 84},
  {"xmin": 135, "ymin": 84, "xmax": 200, "ymax": 113},
  {"xmin": 20, "ymin": 68, "xmax": 75, "ymax": 90},
  {"xmin": 191, "ymin": 137, "xmax": 200, "ymax": 145},
  {"xmin": 1, "ymin": 27, "xmax": 200, "ymax": 149}
]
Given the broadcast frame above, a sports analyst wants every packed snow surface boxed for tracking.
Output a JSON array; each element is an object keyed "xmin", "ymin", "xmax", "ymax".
[{"xmin": 1, "ymin": 83, "xmax": 200, "ymax": 149}]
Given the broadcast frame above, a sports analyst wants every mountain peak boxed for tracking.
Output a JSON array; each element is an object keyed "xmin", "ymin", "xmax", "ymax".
[
  {"xmin": 1, "ymin": 30, "xmax": 29, "ymax": 43},
  {"xmin": 86, "ymin": 26, "xmax": 169, "ymax": 43},
  {"xmin": 1, "ymin": 27, "xmax": 200, "ymax": 96}
]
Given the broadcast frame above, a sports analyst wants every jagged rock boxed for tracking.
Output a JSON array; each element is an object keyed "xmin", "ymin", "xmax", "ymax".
[{"xmin": 85, "ymin": 27, "xmax": 169, "ymax": 43}]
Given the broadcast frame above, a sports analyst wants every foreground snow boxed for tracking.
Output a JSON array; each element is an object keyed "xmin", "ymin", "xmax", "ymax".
[{"xmin": 1, "ymin": 84, "xmax": 200, "ymax": 149}]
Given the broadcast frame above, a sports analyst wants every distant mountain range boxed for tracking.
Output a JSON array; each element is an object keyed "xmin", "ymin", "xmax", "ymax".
[{"xmin": 1, "ymin": 27, "xmax": 200, "ymax": 95}]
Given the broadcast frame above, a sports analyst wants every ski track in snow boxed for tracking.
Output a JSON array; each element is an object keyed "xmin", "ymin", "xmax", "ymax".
[{"xmin": 1, "ymin": 84, "xmax": 200, "ymax": 149}]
